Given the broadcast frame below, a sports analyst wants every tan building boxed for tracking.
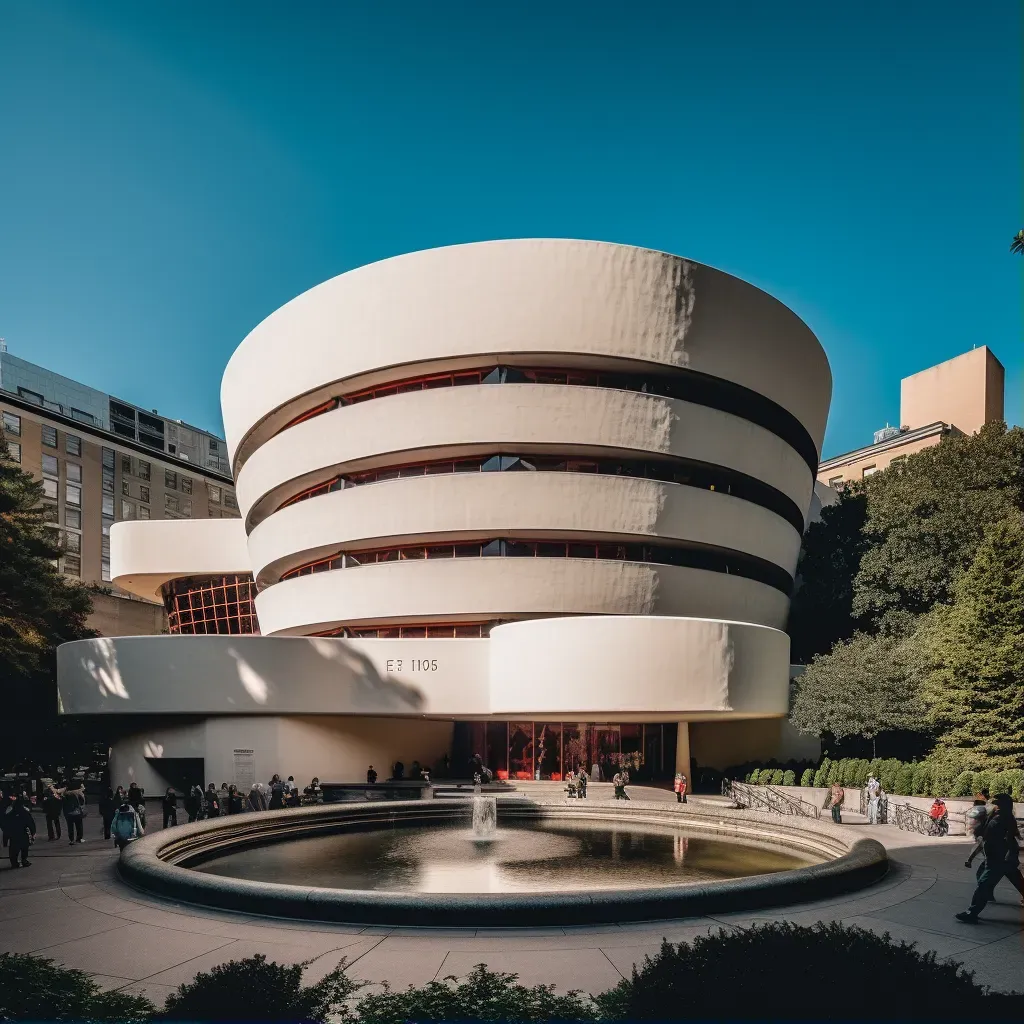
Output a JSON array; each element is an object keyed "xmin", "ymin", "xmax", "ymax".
[
  {"xmin": 818, "ymin": 346, "xmax": 1005, "ymax": 487},
  {"xmin": 0, "ymin": 349, "xmax": 239, "ymax": 635}
]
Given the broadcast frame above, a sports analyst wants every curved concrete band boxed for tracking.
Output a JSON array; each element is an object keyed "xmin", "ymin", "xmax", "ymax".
[{"xmin": 118, "ymin": 800, "xmax": 887, "ymax": 927}]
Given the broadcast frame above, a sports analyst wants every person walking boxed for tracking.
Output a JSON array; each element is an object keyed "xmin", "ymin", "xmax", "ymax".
[
  {"xmin": 366, "ymin": 765, "xmax": 378, "ymax": 785},
  {"xmin": 162, "ymin": 788, "xmax": 179, "ymax": 829},
  {"xmin": 829, "ymin": 781, "xmax": 845, "ymax": 824},
  {"xmin": 227, "ymin": 785, "xmax": 244, "ymax": 814},
  {"xmin": 99, "ymin": 787, "xmax": 116, "ymax": 841},
  {"xmin": 44, "ymin": 785, "xmax": 63, "ymax": 841},
  {"xmin": 958, "ymin": 794, "xmax": 1018, "ymax": 922},
  {"xmin": 205, "ymin": 784, "xmax": 222, "ymax": 818},
  {"xmin": 866, "ymin": 775, "xmax": 881, "ymax": 825},
  {"xmin": 127, "ymin": 783, "xmax": 146, "ymax": 828},
  {"xmin": 111, "ymin": 794, "xmax": 145, "ymax": 851},
  {"xmin": 268, "ymin": 777, "xmax": 285, "ymax": 810},
  {"xmin": 62, "ymin": 782, "xmax": 85, "ymax": 845},
  {"xmin": 247, "ymin": 783, "xmax": 266, "ymax": 812},
  {"xmin": 965, "ymin": 790, "xmax": 990, "ymax": 883},
  {"xmin": 5, "ymin": 795, "xmax": 35, "ymax": 868},
  {"xmin": 674, "ymin": 772, "xmax": 688, "ymax": 804},
  {"xmin": 577, "ymin": 768, "xmax": 588, "ymax": 799}
]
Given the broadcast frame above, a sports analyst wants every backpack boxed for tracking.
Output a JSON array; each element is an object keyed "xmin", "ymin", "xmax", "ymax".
[{"xmin": 112, "ymin": 807, "xmax": 137, "ymax": 843}]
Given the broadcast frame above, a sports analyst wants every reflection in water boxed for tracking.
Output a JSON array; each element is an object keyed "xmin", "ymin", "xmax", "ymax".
[{"xmin": 194, "ymin": 820, "xmax": 821, "ymax": 894}]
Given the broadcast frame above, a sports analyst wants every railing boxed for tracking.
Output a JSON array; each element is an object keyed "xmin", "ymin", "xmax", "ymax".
[
  {"xmin": 722, "ymin": 780, "xmax": 820, "ymax": 819},
  {"xmin": 889, "ymin": 800, "xmax": 965, "ymax": 836}
]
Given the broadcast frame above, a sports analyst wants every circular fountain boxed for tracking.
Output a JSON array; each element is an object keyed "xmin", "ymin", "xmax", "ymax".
[{"xmin": 118, "ymin": 796, "xmax": 887, "ymax": 926}]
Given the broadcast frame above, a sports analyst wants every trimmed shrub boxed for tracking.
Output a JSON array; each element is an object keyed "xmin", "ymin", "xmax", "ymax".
[
  {"xmin": 156, "ymin": 954, "xmax": 359, "ymax": 1022},
  {"xmin": 991, "ymin": 770, "xmax": 1014, "ymax": 797},
  {"xmin": 932, "ymin": 765, "xmax": 957, "ymax": 798},
  {"xmin": 0, "ymin": 953, "xmax": 153, "ymax": 1022},
  {"xmin": 974, "ymin": 769, "xmax": 994, "ymax": 796},
  {"xmin": 800, "ymin": 768, "xmax": 814, "ymax": 787},
  {"xmin": 880, "ymin": 758, "xmax": 901, "ymax": 793},
  {"xmin": 813, "ymin": 757, "xmax": 831, "ymax": 789},
  {"xmin": 894, "ymin": 762, "xmax": 915, "ymax": 796},
  {"xmin": 912, "ymin": 763, "xmax": 932, "ymax": 797},
  {"xmin": 867, "ymin": 758, "xmax": 884, "ymax": 784},
  {"xmin": 593, "ymin": 922, "xmax": 1014, "ymax": 1020},
  {"xmin": 851, "ymin": 759, "xmax": 869, "ymax": 787},
  {"xmin": 826, "ymin": 761, "xmax": 841, "ymax": 786},
  {"xmin": 951, "ymin": 771, "xmax": 975, "ymax": 798},
  {"xmin": 747, "ymin": 769, "xmax": 759, "ymax": 784},
  {"xmin": 771, "ymin": 769, "xmax": 784, "ymax": 785},
  {"xmin": 783, "ymin": 770, "xmax": 796, "ymax": 787}
]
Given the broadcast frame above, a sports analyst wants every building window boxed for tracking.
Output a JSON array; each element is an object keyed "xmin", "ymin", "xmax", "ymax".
[
  {"xmin": 828, "ymin": 476, "xmax": 843, "ymax": 487},
  {"xmin": 138, "ymin": 504, "xmax": 151, "ymax": 520},
  {"xmin": 101, "ymin": 559, "xmax": 111, "ymax": 582},
  {"xmin": 5, "ymin": 441, "xmax": 21, "ymax": 463},
  {"xmin": 42, "ymin": 504, "xmax": 58, "ymax": 523},
  {"xmin": 101, "ymin": 516, "xmax": 113, "ymax": 537},
  {"xmin": 66, "ymin": 462, "xmax": 81, "ymax": 483},
  {"xmin": 121, "ymin": 499, "xmax": 134, "ymax": 519},
  {"xmin": 181, "ymin": 476, "xmax": 192, "ymax": 495},
  {"xmin": 121, "ymin": 454, "xmax": 132, "ymax": 475},
  {"xmin": 208, "ymin": 484, "xmax": 221, "ymax": 504},
  {"xmin": 862, "ymin": 465, "xmax": 878, "ymax": 478},
  {"xmin": 70, "ymin": 408, "xmax": 94, "ymax": 425},
  {"xmin": 42, "ymin": 454, "xmax": 58, "ymax": 478},
  {"xmin": 223, "ymin": 491, "xmax": 238, "ymax": 511},
  {"xmin": 102, "ymin": 468, "xmax": 114, "ymax": 494},
  {"xmin": 65, "ymin": 508, "xmax": 81, "ymax": 530},
  {"xmin": 209, "ymin": 438, "xmax": 219, "ymax": 453},
  {"xmin": 41, "ymin": 425, "xmax": 57, "ymax": 448},
  {"xmin": 122, "ymin": 479, "xmax": 130, "ymax": 496},
  {"xmin": 2, "ymin": 411, "xmax": 21, "ymax": 436},
  {"xmin": 162, "ymin": 574, "xmax": 259, "ymax": 635},
  {"xmin": 140, "ymin": 484, "xmax": 150, "ymax": 503},
  {"xmin": 165, "ymin": 494, "xmax": 180, "ymax": 513},
  {"xmin": 64, "ymin": 531, "xmax": 81, "ymax": 555},
  {"xmin": 101, "ymin": 535, "xmax": 110, "ymax": 558},
  {"xmin": 138, "ymin": 460, "xmax": 150, "ymax": 481},
  {"xmin": 42, "ymin": 478, "xmax": 58, "ymax": 501},
  {"xmin": 62, "ymin": 555, "xmax": 81, "ymax": 577},
  {"xmin": 890, "ymin": 455, "xmax": 906, "ymax": 468},
  {"xmin": 182, "ymin": 498, "xmax": 192, "ymax": 516},
  {"xmin": 165, "ymin": 470, "xmax": 177, "ymax": 489},
  {"xmin": 66, "ymin": 434, "xmax": 81, "ymax": 456},
  {"xmin": 18, "ymin": 387, "xmax": 44, "ymax": 406},
  {"xmin": 65, "ymin": 484, "xmax": 81, "ymax": 507},
  {"xmin": 101, "ymin": 494, "xmax": 114, "ymax": 517},
  {"xmin": 102, "ymin": 447, "xmax": 115, "ymax": 469}
]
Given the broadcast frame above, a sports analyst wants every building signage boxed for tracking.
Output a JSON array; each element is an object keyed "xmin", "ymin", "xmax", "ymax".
[{"xmin": 232, "ymin": 748, "xmax": 256, "ymax": 790}]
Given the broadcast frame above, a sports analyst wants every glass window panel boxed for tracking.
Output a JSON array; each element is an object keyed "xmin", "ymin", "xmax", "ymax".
[
  {"xmin": 425, "ymin": 461, "xmax": 453, "ymax": 475},
  {"xmin": 65, "ymin": 484, "xmax": 81, "ymax": 507},
  {"xmin": 454, "ymin": 459, "xmax": 480, "ymax": 473},
  {"xmin": 376, "ymin": 467, "xmax": 400, "ymax": 481},
  {"xmin": 453, "ymin": 372, "xmax": 480, "ymax": 386},
  {"xmin": 481, "ymin": 367, "xmax": 503, "ymax": 384},
  {"xmin": 66, "ymin": 462, "xmax": 81, "ymax": 483},
  {"xmin": 426, "ymin": 545, "xmax": 454, "ymax": 558},
  {"xmin": 400, "ymin": 626, "xmax": 426, "ymax": 638},
  {"xmin": 121, "ymin": 479, "xmax": 130, "ymax": 496},
  {"xmin": 62, "ymin": 555, "xmax": 81, "ymax": 576},
  {"xmin": 101, "ymin": 495, "xmax": 114, "ymax": 516},
  {"xmin": 121, "ymin": 454, "xmax": 132, "ymax": 475},
  {"xmin": 568, "ymin": 542, "xmax": 596, "ymax": 558},
  {"xmin": 454, "ymin": 543, "xmax": 482, "ymax": 558},
  {"xmin": 481, "ymin": 456, "xmax": 502, "ymax": 472},
  {"xmin": 597, "ymin": 544, "xmax": 626, "ymax": 560},
  {"xmin": 425, "ymin": 625, "xmax": 455, "ymax": 638},
  {"xmin": 399, "ymin": 465, "xmax": 425, "ymax": 478},
  {"xmin": 140, "ymin": 485, "xmax": 150, "ymax": 503},
  {"xmin": 375, "ymin": 548, "xmax": 399, "ymax": 562},
  {"xmin": 100, "ymin": 559, "xmax": 111, "ymax": 582},
  {"xmin": 504, "ymin": 540, "xmax": 534, "ymax": 557},
  {"xmin": 101, "ymin": 517, "xmax": 113, "ymax": 536},
  {"xmin": 376, "ymin": 627, "xmax": 400, "ymax": 638},
  {"xmin": 102, "ymin": 447, "xmax": 115, "ymax": 469},
  {"xmin": 182, "ymin": 499, "xmax": 192, "ymax": 515},
  {"xmin": 208, "ymin": 484, "xmax": 221, "ymax": 502},
  {"xmin": 138, "ymin": 504, "xmax": 151, "ymax": 519},
  {"xmin": 41, "ymin": 425, "xmax": 57, "ymax": 447},
  {"xmin": 396, "ymin": 381, "xmax": 422, "ymax": 394},
  {"xmin": 65, "ymin": 509, "xmax": 81, "ymax": 529},
  {"xmin": 423, "ymin": 375, "xmax": 450, "ymax": 390},
  {"xmin": 399, "ymin": 547, "xmax": 425, "ymax": 560},
  {"xmin": 454, "ymin": 624, "xmax": 482, "ymax": 638},
  {"xmin": 480, "ymin": 540, "xmax": 501, "ymax": 557},
  {"xmin": 535, "ymin": 723, "xmax": 561, "ymax": 779},
  {"xmin": 64, "ymin": 532, "xmax": 81, "ymax": 554},
  {"xmin": 374, "ymin": 386, "xmax": 397, "ymax": 398},
  {"xmin": 165, "ymin": 470, "xmax": 177, "ymax": 489},
  {"xmin": 537, "ymin": 542, "xmax": 566, "ymax": 557},
  {"xmin": 65, "ymin": 434, "xmax": 81, "ymax": 455},
  {"xmin": 102, "ymin": 468, "xmax": 114, "ymax": 493},
  {"xmin": 42, "ymin": 504, "xmax": 58, "ymax": 523},
  {"xmin": 165, "ymin": 494, "xmax": 179, "ymax": 512},
  {"xmin": 42, "ymin": 478, "xmax": 58, "ymax": 500},
  {"xmin": 42, "ymin": 454, "xmax": 58, "ymax": 477},
  {"xmin": 5, "ymin": 441, "xmax": 21, "ymax": 462},
  {"xmin": 121, "ymin": 499, "xmax": 133, "ymax": 519},
  {"xmin": 508, "ymin": 722, "xmax": 534, "ymax": 779},
  {"xmin": 2, "ymin": 412, "xmax": 21, "ymax": 435},
  {"xmin": 181, "ymin": 477, "xmax": 192, "ymax": 494},
  {"xmin": 624, "ymin": 544, "xmax": 646, "ymax": 561}
]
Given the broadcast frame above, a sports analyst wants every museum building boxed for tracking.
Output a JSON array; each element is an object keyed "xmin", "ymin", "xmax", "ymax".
[{"xmin": 56, "ymin": 239, "xmax": 831, "ymax": 792}]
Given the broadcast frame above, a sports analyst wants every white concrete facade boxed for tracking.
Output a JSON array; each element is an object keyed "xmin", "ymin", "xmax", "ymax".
[{"xmin": 58, "ymin": 239, "xmax": 831, "ymax": 785}]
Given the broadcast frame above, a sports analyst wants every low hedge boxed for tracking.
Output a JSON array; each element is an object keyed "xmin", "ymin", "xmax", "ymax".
[{"xmin": 738, "ymin": 758, "xmax": 1024, "ymax": 800}]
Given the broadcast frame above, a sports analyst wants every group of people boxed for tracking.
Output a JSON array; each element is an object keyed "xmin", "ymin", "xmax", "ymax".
[
  {"xmin": 564, "ymin": 768, "xmax": 589, "ymax": 798},
  {"xmin": 183, "ymin": 775, "xmax": 325, "ymax": 821},
  {"xmin": 369, "ymin": 760, "xmax": 430, "ymax": 783}
]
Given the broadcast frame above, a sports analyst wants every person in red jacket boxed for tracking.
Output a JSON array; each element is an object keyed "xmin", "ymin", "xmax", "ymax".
[{"xmin": 674, "ymin": 773, "xmax": 688, "ymax": 804}]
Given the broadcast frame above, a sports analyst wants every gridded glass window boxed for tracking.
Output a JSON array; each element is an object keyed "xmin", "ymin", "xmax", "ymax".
[
  {"xmin": 64, "ymin": 532, "xmax": 81, "ymax": 554},
  {"xmin": 62, "ymin": 555, "xmax": 81, "ymax": 577},
  {"xmin": 66, "ymin": 434, "xmax": 81, "ymax": 456},
  {"xmin": 41, "ymin": 425, "xmax": 57, "ymax": 448},
  {"xmin": 42, "ymin": 478, "xmax": 58, "ymax": 500},
  {"xmin": 101, "ymin": 536, "xmax": 110, "ymax": 557},
  {"xmin": 165, "ymin": 494, "xmax": 179, "ymax": 513},
  {"xmin": 101, "ymin": 494, "xmax": 114, "ymax": 517},
  {"xmin": 182, "ymin": 498, "xmax": 193, "ymax": 516},
  {"xmin": 41, "ymin": 454, "xmax": 58, "ymax": 478},
  {"xmin": 65, "ymin": 508, "xmax": 81, "ymax": 530},
  {"xmin": 162, "ymin": 574, "xmax": 260, "ymax": 635},
  {"xmin": 102, "ymin": 468, "xmax": 114, "ymax": 493},
  {"xmin": 2, "ymin": 411, "xmax": 21, "ymax": 435},
  {"xmin": 66, "ymin": 462, "xmax": 82, "ymax": 483},
  {"xmin": 224, "ymin": 491, "xmax": 238, "ymax": 511},
  {"xmin": 181, "ymin": 476, "xmax": 192, "ymax": 495},
  {"xmin": 65, "ymin": 484, "xmax": 81, "ymax": 507},
  {"xmin": 121, "ymin": 454, "xmax": 132, "ymax": 475},
  {"xmin": 101, "ymin": 517, "xmax": 113, "ymax": 537},
  {"xmin": 5, "ymin": 441, "xmax": 21, "ymax": 463},
  {"xmin": 138, "ymin": 460, "xmax": 150, "ymax": 481},
  {"xmin": 122, "ymin": 479, "xmax": 130, "ymax": 496},
  {"xmin": 101, "ymin": 558, "xmax": 111, "ymax": 582},
  {"xmin": 102, "ymin": 448, "xmax": 115, "ymax": 470},
  {"xmin": 138, "ymin": 504, "xmax": 151, "ymax": 520},
  {"xmin": 121, "ymin": 499, "xmax": 133, "ymax": 519},
  {"xmin": 165, "ymin": 470, "xmax": 177, "ymax": 489},
  {"xmin": 209, "ymin": 484, "xmax": 221, "ymax": 504},
  {"xmin": 140, "ymin": 485, "xmax": 150, "ymax": 503}
]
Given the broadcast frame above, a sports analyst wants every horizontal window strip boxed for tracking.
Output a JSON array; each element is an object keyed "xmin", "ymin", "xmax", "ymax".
[
  {"xmin": 275, "ymin": 452, "xmax": 804, "ymax": 534},
  {"xmin": 313, "ymin": 620, "xmax": 504, "ymax": 639},
  {"xmin": 275, "ymin": 364, "xmax": 818, "ymax": 473},
  {"xmin": 280, "ymin": 538, "xmax": 793, "ymax": 596}
]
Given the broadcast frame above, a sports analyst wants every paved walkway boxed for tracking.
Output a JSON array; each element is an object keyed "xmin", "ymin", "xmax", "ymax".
[{"xmin": 2, "ymin": 789, "xmax": 1021, "ymax": 1006}]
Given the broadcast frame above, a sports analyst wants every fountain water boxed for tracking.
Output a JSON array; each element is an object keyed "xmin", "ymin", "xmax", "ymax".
[{"xmin": 472, "ymin": 795, "xmax": 497, "ymax": 839}]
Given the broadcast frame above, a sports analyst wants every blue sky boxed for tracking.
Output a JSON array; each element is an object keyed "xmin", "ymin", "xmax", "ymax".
[{"xmin": 1, "ymin": 2, "xmax": 1020, "ymax": 457}]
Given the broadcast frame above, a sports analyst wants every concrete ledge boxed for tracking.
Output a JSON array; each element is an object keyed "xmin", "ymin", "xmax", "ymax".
[{"xmin": 119, "ymin": 799, "xmax": 887, "ymax": 927}]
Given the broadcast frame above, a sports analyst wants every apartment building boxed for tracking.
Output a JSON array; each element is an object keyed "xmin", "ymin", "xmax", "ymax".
[
  {"xmin": 817, "ymin": 346, "xmax": 1005, "ymax": 488},
  {"xmin": 0, "ymin": 349, "xmax": 239, "ymax": 635}
]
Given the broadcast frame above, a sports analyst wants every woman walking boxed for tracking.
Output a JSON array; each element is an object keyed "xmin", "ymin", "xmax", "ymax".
[
  {"xmin": 162, "ymin": 788, "xmax": 179, "ymax": 829},
  {"xmin": 674, "ymin": 772, "xmax": 688, "ymax": 804}
]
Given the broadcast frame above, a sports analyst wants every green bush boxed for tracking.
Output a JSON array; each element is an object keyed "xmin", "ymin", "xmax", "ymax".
[
  {"xmin": 951, "ymin": 770, "xmax": 975, "ymax": 797},
  {"xmin": 771, "ymin": 769, "xmax": 784, "ymax": 785},
  {"xmin": 1005, "ymin": 769, "xmax": 1024, "ymax": 801},
  {"xmin": 894, "ymin": 762, "xmax": 915, "ymax": 795},
  {"xmin": 156, "ymin": 954, "xmax": 359, "ymax": 1022},
  {"xmin": 813, "ymin": 757, "xmax": 831, "ymax": 788},
  {"xmin": 991, "ymin": 770, "xmax": 1014, "ymax": 797},
  {"xmin": 783, "ymin": 770, "xmax": 796, "ymax": 787},
  {"xmin": 594, "ymin": 922, "xmax": 1015, "ymax": 1020},
  {"xmin": 974, "ymin": 769, "xmax": 994, "ymax": 796},
  {"xmin": 867, "ymin": 758, "xmax": 884, "ymax": 784},
  {"xmin": 932, "ymin": 765, "xmax": 957, "ymax": 798},
  {"xmin": 800, "ymin": 768, "xmax": 814, "ymax": 787},
  {"xmin": 912, "ymin": 763, "xmax": 932, "ymax": 796},
  {"xmin": 747, "ymin": 769, "xmax": 759, "ymax": 784},
  {"xmin": 826, "ymin": 761, "xmax": 841, "ymax": 786},
  {"xmin": 880, "ymin": 758, "xmax": 902, "ymax": 793},
  {"xmin": 0, "ymin": 953, "xmax": 153, "ymax": 1022}
]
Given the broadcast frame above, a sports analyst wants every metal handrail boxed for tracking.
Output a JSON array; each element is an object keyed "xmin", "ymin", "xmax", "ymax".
[{"xmin": 723, "ymin": 780, "xmax": 820, "ymax": 819}]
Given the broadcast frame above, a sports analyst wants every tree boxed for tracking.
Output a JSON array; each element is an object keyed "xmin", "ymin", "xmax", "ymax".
[
  {"xmin": 789, "ymin": 631, "xmax": 928, "ymax": 757},
  {"xmin": 919, "ymin": 513, "xmax": 1024, "ymax": 770},
  {"xmin": 787, "ymin": 488, "xmax": 868, "ymax": 661},
  {"xmin": 0, "ymin": 438, "xmax": 94, "ymax": 724},
  {"xmin": 1012, "ymin": 229, "xmax": 1024, "ymax": 254},
  {"xmin": 852, "ymin": 423, "xmax": 1024, "ymax": 633}
]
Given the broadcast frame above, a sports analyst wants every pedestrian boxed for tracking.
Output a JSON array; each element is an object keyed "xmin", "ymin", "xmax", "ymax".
[
  {"xmin": 829, "ymin": 781, "xmax": 845, "ymax": 824},
  {"xmin": 99, "ymin": 787, "xmax": 116, "ymax": 840},
  {"xmin": 128, "ymin": 783, "xmax": 146, "ymax": 828},
  {"xmin": 929, "ymin": 797, "xmax": 949, "ymax": 837},
  {"xmin": 674, "ymin": 772, "xmax": 688, "ymax": 804},
  {"xmin": 303, "ymin": 778, "xmax": 323, "ymax": 805},
  {"xmin": 44, "ymin": 785, "xmax": 64, "ymax": 841},
  {"xmin": 366, "ymin": 765, "xmax": 377, "ymax": 785},
  {"xmin": 965, "ymin": 790, "xmax": 990, "ymax": 885},
  {"xmin": 391, "ymin": 761, "xmax": 405, "ymax": 781},
  {"xmin": 5, "ymin": 794, "xmax": 35, "ymax": 868},
  {"xmin": 205, "ymin": 783, "xmax": 222, "ymax": 818},
  {"xmin": 218, "ymin": 782, "xmax": 230, "ymax": 810},
  {"xmin": 247, "ymin": 783, "xmax": 266, "ymax": 812},
  {"xmin": 286, "ymin": 777, "xmax": 301, "ymax": 807},
  {"xmin": 62, "ymin": 782, "xmax": 85, "ymax": 845},
  {"xmin": 268, "ymin": 778, "xmax": 284, "ymax": 810},
  {"xmin": 162, "ymin": 788, "xmax": 179, "ymax": 829},
  {"xmin": 958, "ymin": 794, "xmax": 1018, "ymax": 922},
  {"xmin": 0, "ymin": 790, "xmax": 15, "ymax": 849},
  {"xmin": 227, "ymin": 785, "xmax": 244, "ymax": 814},
  {"xmin": 613, "ymin": 771, "xmax": 630, "ymax": 800},
  {"xmin": 577, "ymin": 767, "xmax": 588, "ymax": 799},
  {"xmin": 111, "ymin": 794, "xmax": 145, "ymax": 851},
  {"xmin": 866, "ymin": 775, "xmax": 881, "ymax": 825}
]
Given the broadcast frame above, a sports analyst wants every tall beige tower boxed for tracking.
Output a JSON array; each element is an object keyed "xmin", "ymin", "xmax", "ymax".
[{"xmin": 900, "ymin": 346, "xmax": 1004, "ymax": 434}]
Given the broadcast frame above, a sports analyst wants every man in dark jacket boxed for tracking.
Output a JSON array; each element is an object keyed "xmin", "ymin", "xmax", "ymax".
[
  {"xmin": 43, "ymin": 786, "xmax": 63, "ymax": 841},
  {"xmin": 5, "ymin": 796, "xmax": 36, "ymax": 868},
  {"xmin": 958, "ymin": 794, "xmax": 1017, "ymax": 922}
]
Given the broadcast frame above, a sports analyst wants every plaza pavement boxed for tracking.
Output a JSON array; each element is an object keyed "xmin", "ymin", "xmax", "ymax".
[{"xmin": 1, "ymin": 784, "xmax": 1021, "ymax": 1006}]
